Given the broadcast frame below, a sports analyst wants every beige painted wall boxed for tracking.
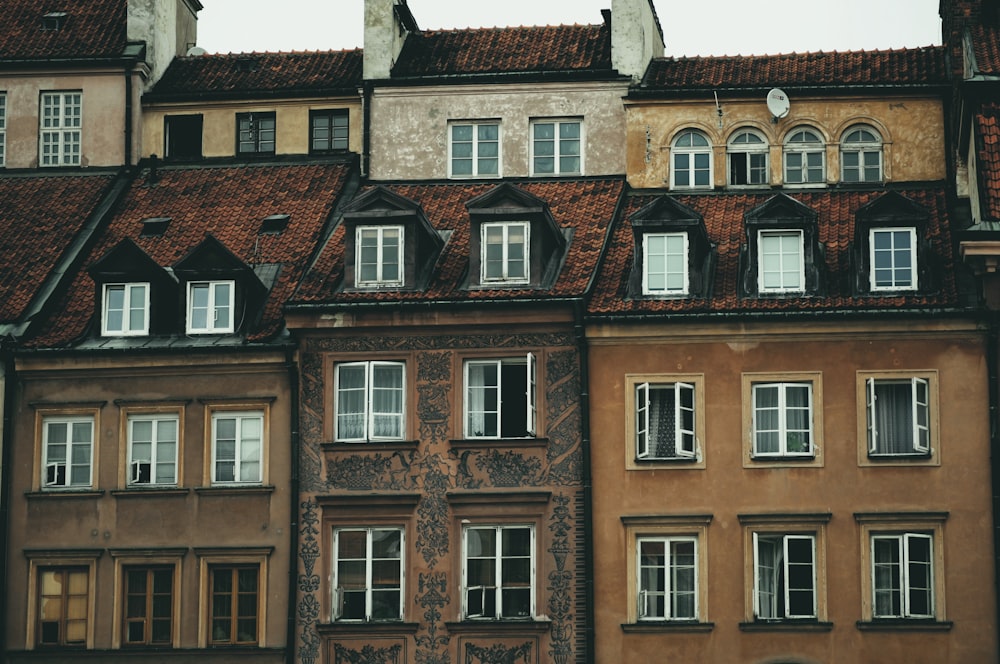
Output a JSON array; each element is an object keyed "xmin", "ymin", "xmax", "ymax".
[
  {"xmin": 625, "ymin": 95, "xmax": 946, "ymax": 189},
  {"xmin": 368, "ymin": 81, "xmax": 629, "ymax": 180}
]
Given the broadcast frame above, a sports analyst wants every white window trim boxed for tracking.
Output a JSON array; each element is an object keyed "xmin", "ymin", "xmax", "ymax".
[
  {"xmin": 642, "ymin": 232, "xmax": 689, "ymax": 296},
  {"xmin": 127, "ymin": 414, "xmax": 179, "ymax": 486},
  {"xmin": 41, "ymin": 416, "xmax": 94, "ymax": 490},
  {"xmin": 332, "ymin": 527, "xmax": 405, "ymax": 622},
  {"xmin": 186, "ymin": 280, "xmax": 234, "ymax": 335},
  {"xmin": 448, "ymin": 121, "xmax": 501, "ymax": 179},
  {"xmin": 757, "ymin": 230, "xmax": 805, "ymax": 293},
  {"xmin": 463, "ymin": 353, "xmax": 537, "ymax": 439},
  {"xmin": 727, "ymin": 129, "xmax": 769, "ymax": 187},
  {"xmin": 841, "ymin": 126, "xmax": 884, "ymax": 183},
  {"xmin": 751, "ymin": 382, "xmax": 814, "ymax": 458},
  {"xmin": 40, "ymin": 91, "xmax": 82, "ymax": 167},
  {"xmin": 529, "ymin": 118, "xmax": 583, "ymax": 176},
  {"xmin": 210, "ymin": 411, "xmax": 264, "ymax": 485},
  {"xmin": 752, "ymin": 533, "xmax": 817, "ymax": 620},
  {"xmin": 462, "ymin": 524, "xmax": 536, "ymax": 620},
  {"xmin": 869, "ymin": 227, "xmax": 917, "ymax": 292},
  {"xmin": 636, "ymin": 382, "xmax": 696, "ymax": 460},
  {"xmin": 636, "ymin": 535, "xmax": 699, "ymax": 621},
  {"xmin": 866, "ymin": 376, "xmax": 930, "ymax": 456},
  {"xmin": 481, "ymin": 221, "xmax": 530, "ymax": 285},
  {"xmin": 355, "ymin": 225, "xmax": 404, "ymax": 288},
  {"xmin": 871, "ymin": 532, "xmax": 935, "ymax": 619},
  {"xmin": 334, "ymin": 360, "xmax": 406, "ymax": 442},
  {"xmin": 782, "ymin": 128, "xmax": 826, "ymax": 186},
  {"xmin": 670, "ymin": 130, "xmax": 713, "ymax": 190},
  {"xmin": 102, "ymin": 283, "xmax": 150, "ymax": 337}
]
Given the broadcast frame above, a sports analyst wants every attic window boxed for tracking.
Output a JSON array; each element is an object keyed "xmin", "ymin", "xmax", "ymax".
[
  {"xmin": 235, "ymin": 57, "xmax": 260, "ymax": 73},
  {"xmin": 42, "ymin": 11, "xmax": 67, "ymax": 30},
  {"xmin": 140, "ymin": 217, "xmax": 171, "ymax": 237},
  {"xmin": 259, "ymin": 214, "xmax": 290, "ymax": 235}
]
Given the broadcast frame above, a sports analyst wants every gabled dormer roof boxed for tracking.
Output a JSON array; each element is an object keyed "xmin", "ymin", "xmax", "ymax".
[
  {"xmin": 745, "ymin": 193, "xmax": 818, "ymax": 227},
  {"xmin": 173, "ymin": 234, "xmax": 263, "ymax": 285},
  {"xmin": 343, "ymin": 185, "xmax": 430, "ymax": 222},
  {"xmin": 855, "ymin": 190, "xmax": 932, "ymax": 224},
  {"xmin": 87, "ymin": 237, "xmax": 174, "ymax": 283},
  {"xmin": 0, "ymin": 0, "xmax": 129, "ymax": 62}
]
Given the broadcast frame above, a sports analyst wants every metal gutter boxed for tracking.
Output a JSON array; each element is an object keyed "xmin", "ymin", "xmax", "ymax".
[{"xmin": 0, "ymin": 349, "xmax": 14, "ymax": 658}]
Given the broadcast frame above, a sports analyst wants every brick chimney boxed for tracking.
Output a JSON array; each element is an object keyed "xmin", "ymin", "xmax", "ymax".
[{"xmin": 611, "ymin": 0, "xmax": 664, "ymax": 82}]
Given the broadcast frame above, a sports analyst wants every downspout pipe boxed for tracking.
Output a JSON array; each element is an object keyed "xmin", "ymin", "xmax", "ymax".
[
  {"xmin": 361, "ymin": 82, "xmax": 373, "ymax": 179},
  {"xmin": 573, "ymin": 300, "xmax": 596, "ymax": 664},
  {"xmin": 0, "ymin": 347, "xmax": 15, "ymax": 658},
  {"xmin": 124, "ymin": 65, "xmax": 133, "ymax": 167},
  {"xmin": 988, "ymin": 316, "xmax": 1000, "ymax": 636},
  {"xmin": 285, "ymin": 348, "xmax": 301, "ymax": 664}
]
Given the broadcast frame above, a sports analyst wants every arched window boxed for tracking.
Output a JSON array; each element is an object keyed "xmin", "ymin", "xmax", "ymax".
[
  {"xmin": 841, "ymin": 125, "xmax": 883, "ymax": 183},
  {"xmin": 728, "ymin": 129, "xmax": 769, "ymax": 186},
  {"xmin": 671, "ymin": 130, "xmax": 712, "ymax": 190},
  {"xmin": 783, "ymin": 127, "xmax": 825, "ymax": 185}
]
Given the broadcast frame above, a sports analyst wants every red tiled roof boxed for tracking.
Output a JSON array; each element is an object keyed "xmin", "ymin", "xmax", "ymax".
[
  {"xmin": 294, "ymin": 178, "xmax": 625, "ymax": 304},
  {"xmin": 147, "ymin": 50, "xmax": 364, "ymax": 100},
  {"xmin": 588, "ymin": 187, "xmax": 958, "ymax": 315},
  {"xmin": 970, "ymin": 24, "xmax": 1000, "ymax": 75},
  {"xmin": 390, "ymin": 24, "xmax": 612, "ymax": 78},
  {"xmin": 31, "ymin": 162, "xmax": 354, "ymax": 347},
  {"xmin": 0, "ymin": 174, "xmax": 116, "ymax": 323},
  {"xmin": 0, "ymin": 0, "xmax": 127, "ymax": 61},
  {"xmin": 640, "ymin": 47, "xmax": 948, "ymax": 91},
  {"xmin": 975, "ymin": 103, "xmax": 1000, "ymax": 219}
]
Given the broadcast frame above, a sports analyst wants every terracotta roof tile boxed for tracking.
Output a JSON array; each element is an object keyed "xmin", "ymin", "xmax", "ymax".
[
  {"xmin": 390, "ymin": 23, "xmax": 612, "ymax": 79},
  {"xmin": 975, "ymin": 103, "xmax": 1000, "ymax": 219},
  {"xmin": 31, "ymin": 162, "xmax": 354, "ymax": 347},
  {"xmin": 588, "ymin": 187, "xmax": 958, "ymax": 315},
  {"xmin": 0, "ymin": 0, "xmax": 127, "ymax": 61},
  {"xmin": 0, "ymin": 173, "xmax": 116, "ymax": 323},
  {"xmin": 640, "ymin": 47, "xmax": 948, "ymax": 91},
  {"xmin": 970, "ymin": 24, "xmax": 1000, "ymax": 75},
  {"xmin": 147, "ymin": 50, "xmax": 363, "ymax": 100}
]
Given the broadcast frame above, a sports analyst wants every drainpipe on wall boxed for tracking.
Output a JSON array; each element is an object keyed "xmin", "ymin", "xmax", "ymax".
[
  {"xmin": 285, "ymin": 348, "xmax": 301, "ymax": 664},
  {"xmin": 988, "ymin": 317, "xmax": 1000, "ymax": 636},
  {"xmin": 0, "ymin": 349, "xmax": 14, "ymax": 659},
  {"xmin": 124, "ymin": 66, "xmax": 133, "ymax": 167},
  {"xmin": 572, "ymin": 300, "xmax": 595, "ymax": 664},
  {"xmin": 361, "ymin": 82, "xmax": 373, "ymax": 178}
]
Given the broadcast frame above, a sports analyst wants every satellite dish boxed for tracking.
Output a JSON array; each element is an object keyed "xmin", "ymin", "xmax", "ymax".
[
  {"xmin": 766, "ymin": 88, "xmax": 790, "ymax": 120},
  {"xmin": 186, "ymin": 46, "xmax": 207, "ymax": 56}
]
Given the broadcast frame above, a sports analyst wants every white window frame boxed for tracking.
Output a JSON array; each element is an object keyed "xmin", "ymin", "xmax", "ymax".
[
  {"xmin": 102, "ymin": 283, "xmax": 150, "ymax": 337},
  {"xmin": 462, "ymin": 524, "xmax": 535, "ymax": 620},
  {"xmin": 636, "ymin": 535, "xmax": 698, "ymax": 621},
  {"xmin": 866, "ymin": 377, "xmax": 930, "ymax": 456},
  {"xmin": 40, "ymin": 91, "xmax": 82, "ymax": 167},
  {"xmin": 332, "ymin": 527, "xmax": 404, "ymax": 622},
  {"xmin": 752, "ymin": 533, "xmax": 817, "ymax": 620},
  {"xmin": 642, "ymin": 232, "xmax": 688, "ymax": 295},
  {"xmin": 727, "ymin": 129, "xmax": 769, "ymax": 186},
  {"xmin": 751, "ymin": 382, "xmax": 814, "ymax": 458},
  {"xmin": 464, "ymin": 354, "xmax": 537, "ymax": 439},
  {"xmin": 449, "ymin": 121, "xmax": 501, "ymax": 178},
  {"xmin": 127, "ymin": 414, "xmax": 179, "ymax": 486},
  {"xmin": 636, "ymin": 382, "xmax": 695, "ymax": 460},
  {"xmin": 841, "ymin": 125, "xmax": 883, "ymax": 183},
  {"xmin": 870, "ymin": 227, "xmax": 917, "ymax": 291},
  {"xmin": 783, "ymin": 127, "xmax": 825, "ymax": 185},
  {"xmin": 481, "ymin": 221, "xmax": 530, "ymax": 285},
  {"xmin": 871, "ymin": 533, "xmax": 935, "ymax": 619},
  {"xmin": 758, "ymin": 230, "xmax": 805, "ymax": 293},
  {"xmin": 670, "ymin": 130, "xmax": 712, "ymax": 190},
  {"xmin": 530, "ymin": 119, "xmax": 582, "ymax": 176},
  {"xmin": 186, "ymin": 280, "xmax": 234, "ymax": 334},
  {"xmin": 356, "ymin": 225, "xmax": 404, "ymax": 288},
  {"xmin": 0, "ymin": 92, "xmax": 6, "ymax": 167},
  {"xmin": 42, "ymin": 416, "xmax": 94, "ymax": 489},
  {"xmin": 334, "ymin": 361, "xmax": 406, "ymax": 442},
  {"xmin": 211, "ymin": 411, "xmax": 264, "ymax": 485}
]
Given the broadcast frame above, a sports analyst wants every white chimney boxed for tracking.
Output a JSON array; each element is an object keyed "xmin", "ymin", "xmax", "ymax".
[
  {"xmin": 611, "ymin": 0, "xmax": 665, "ymax": 82},
  {"xmin": 364, "ymin": 0, "xmax": 418, "ymax": 80},
  {"xmin": 127, "ymin": 0, "xmax": 201, "ymax": 89}
]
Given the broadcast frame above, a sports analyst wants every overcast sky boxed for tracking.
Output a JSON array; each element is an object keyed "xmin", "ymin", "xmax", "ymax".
[{"xmin": 196, "ymin": 0, "xmax": 942, "ymax": 57}]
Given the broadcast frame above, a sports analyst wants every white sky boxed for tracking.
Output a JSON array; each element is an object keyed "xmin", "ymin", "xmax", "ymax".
[{"xmin": 196, "ymin": 0, "xmax": 943, "ymax": 57}]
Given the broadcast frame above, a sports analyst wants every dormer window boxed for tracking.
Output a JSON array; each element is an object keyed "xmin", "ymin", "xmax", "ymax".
[
  {"xmin": 357, "ymin": 226, "xmax": 403, "ymax": 287},
  {"xmin": 741, "ymin": 194, "xmax": 824, "ymax": 297},
  {"xmin": 102, "ymin": 283, "xmax": 149, "ymax": 336},
  {"xmin": 643, "ymin": 233, "xmax": 688, "ymax": 295},
  {"xmin": 758, "ymin": 230, "xmax": 804, "ymax": 293},
  {"xmin": 871, "ymin": 227, "xmax": 916, "ymax": 291},
  {"xmin": 41, "ymin": 11, "xmax": 67, "ymax": 31},
  {"xmin": 629, "ymin": 195, "xmax": 714, "ymax": 300},
  {"xmin": 852, "ymin": 192, "xmax": 930, "ymax": 295},
  {"xmin": 482, "ymin": 221, "xmax": 529, "ymax": 284},
  {"xmin": 187, "ymin": 281, "xmax": 234, "ymax": 334}
]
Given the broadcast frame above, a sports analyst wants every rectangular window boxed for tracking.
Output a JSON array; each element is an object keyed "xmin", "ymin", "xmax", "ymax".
[
  {"xmin": 643, "ymin": 233, "xmax": 688, "ymax": 295},
  {"xmin": 356, "ymin": 226, "xmax": 403, "ymax": 287},
  {"xmin": 123, "ymin": 567, "xmax": 173, "ymax": 646},
  {"xmin": 102, "ymin": 283, "xmax": 149, "ymax": 336},
  {"xmin": 753, "ymin": 533, "xmax": 816, "ymax": 620},
  {"xmin": 187, "ymin": 281, "xmax": 234, "ymax": 334},
  {"xmin": 236, "ymin": 112, "xmax": 275, "ymax": 155},
  {"xmin": 42, "ymin": 417, "xmax": 94, "ymax": 489},
  {"xmin": 784, "ymin": 151, "xmax": 824, "ymax": 184},
  {"xmin": 0, "ymin": 92, "xmax": 6, "ymax": 167},
  {"xmin": 872, "ymin": 533, "xmax": 934, "ymax": 619},
  {"xmin": 637, "ymin": 536, "xmax": 697, "ymax": 621},
  {"xmin": 752, "ymin": 382, "xmax": 813, "ymax": 457},
  {"xmin": 729, "ymin": 153, "xmax": 768, "ymax": 185},
  {"xmin": 164, "ymin": 114, "xmax": 203, "ymax": 160},
  {"xmin": 209, "ymin": 565, "xmax": 259, "ymax": 645},
  {"xmin": 866, "ymin": 377, "xmax": 930, "ymax": 456},
  {"xmin": 870, "ymin": 228, "xmax": 916, "ymax": 291},
  {"xmin": 464, "ymin": 354, "xmax": 536, "ymax": 439},
  {"xmin": 636, "ymin": 382, "xmax": 695, "ymax": 460},
  {"xmin": 333, "ymin": 528, "xmax": 403, "ymax": 622},
  {"xmin": 40, "ymin": 91, "xmax": 82, "ymax": 166},
  {"xmin": 481, "ymin": 221, "xmax": 529, "ymax": 284},
  {"xmin": 37, "ymin": 567, "xmax": 89, "ymax": 646},
  {"xmin": 334, "ymin": 361, "xmax": 405, "ymax": 442},
  {"xmin": 463, "ymin": 525, "xmax": 534, "ymax": 619},
  {"xmin": 128, "ymin": 415, "xmax": 178, "ymax": 485},
  {"xmin": 450, "ymin": 122, "xmax": 500, "ymax": 178},
  {"xmin": 310, "ymin": 109, "xmax": 349, "ymax": 153},
  {"xmin": 531, "ymin": 119, "xmax": 581, "ymax": 175},
  {"xmin": 211, "ymin": 412, "xmax": 263, "ymax": 484},
  {"xmin": 758, "ymin": 230, "xmax": 804, "ymax": 293}
]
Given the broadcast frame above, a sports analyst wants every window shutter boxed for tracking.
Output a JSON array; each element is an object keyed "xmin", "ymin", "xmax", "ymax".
[
  {"xmin": 867, "ymin": 378, "xmax": 878, "ymax": 453},
  {"xmin": 638, "ymin": 589, "xmax": 649, "ymax": 618},
  {"xmin": 526, "ymin": 352, "xmax": 537, "ymax": 437},
  {"xmin": 636, "ymin": 383, "xmax": 650, "ymax": 459},
  {"xmin": 751, "ymin": 532, "xmax": 762, "ymax": 618},
  {"xmin": 912, "ymin": 377, "xmax": 930, "ymax": 453},
  {"xmin": 783, "ymin": 534, "xmax": 816, "ymax": 618},
  {"xmin": 675, "ymin": 382, "xmax": 696, "ymax": 457},
  {"xmin": 332, "ymin": 587, "xmax": 344, "ymax": 620}
]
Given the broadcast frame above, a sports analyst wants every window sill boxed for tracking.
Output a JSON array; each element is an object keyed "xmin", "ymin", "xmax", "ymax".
[
  {"xmin": 635, "ymin": 456, "xmax": 699, "ymax": 464},
  {"xmin": 445, "ymin": 619, "xmax": 550, "ymax": 634},
  {"xmin": 622, "ymin": 621, "xmax": 714, "ymax": 633},
  {"xmin": 450, "ymin": 437, "xmax": 549, "ymax": 450},
  {"xmin": 322, "ymin": 440, "xmax": 419, "ymax": 453},
  {"xmin": 25, "ymin": 489, "xmax": 104, "ymax": 500},
  {"xmin": 867, "ymin": 453, "xmax": 932, "ymax": 461},
  {"xmin": 856, "ymin": 619, "xmax": 953, "ymax": 632},
  {"xmin": 317, "ymin": 621, "xmax": 420, "ymax": 635},
  {"xmin": 195, "ymin": 485, "xmax": 275, "ymax": 496},
  {"xmin": 739, "ymin": 620, "xmax": 833, "ymax": 632},
  {"xmin": 111, "ymin": 488, "xmax": 190, "ymax": 498}
]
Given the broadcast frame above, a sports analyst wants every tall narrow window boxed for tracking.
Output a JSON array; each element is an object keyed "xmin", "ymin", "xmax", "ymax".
[
  {"xmin": 37, "ymin": 567, "xmax": 89, "ymax": 646},
  {"xmin": 187, "ymin": 281, "xmax": 234, "ymax": 334},
  {"xmin": 465, "ymin": 354, "xmax": 536, "ymax": 439},
  {"xmin": 637, "ymin": 536, "xmax": 697, "ymax": 621},
  {"xmin": 463, "ymin": 525, "xmax": 534, "ymax": 619},
  {"xmin": 532, "ymin": 119, "xmax": 581, "ymax": 175},
  {"xmin": 866, "ymin": 377, "xmax": 930, "ymax": 456},
  {"xmin": 333, "ymin": 528, "xmax": 404, "ymax": 621},
  {"xmin": 211, "ymin": 412, "xmax": 263, "ymax": 484},
  {"xmin": 758, "ymin": 230, "xmax": 804, "ymax": 293},
  {"xmin": 209, "ymin": 565, "xmax": 259, "ymax": 645},
  {"xmin": 42, "ymin": 417, "xmax": 94, "ymax": 489},
  {"xmin": 0, "ymin": 92, "xmax": 6, "ymax": 167},
  {"xmin": 356, "ymin": 226, "xmax": 403, "ymax": 287},
  {"xmin": 450, "ymin": 122, "xmax": 500, "ymax": 177},
  {"xmin": 872, "ymin": 533, "xmax": 934, "ymax": 619},
  {"xmin": 635, "ymin": 382, "xmax": 695, "ymax": 460},
  {"xmin": 310, "ymin": 109, "xmax": 349, "ymax": 153},
  {"xmin": 236, "ymin": 112, "xmax": 275, "ymax": 156},
  {"xmin": 642, "ymin": 232, "xmax": 688, "ymax": 295},
  {"xmin": 870, "ymin": 228, "xmax": 916, "ymax": 291},
  {"xmin": 128, "ymin": 415, "xmax": 178, "ymax": 486},
  {"xmin": 841, "ymin": 125, "xmax": 883, "ymax": 183},
  {"xmin": 752, "ymin": 382, "xmax": 813, "ymax": 457},
  {"xmin": 783, "ymin": 128, "xmax": 824, "ymax": 184},
  {"xmin": 335, "ymin": 361, "xmax": 405, "ymax": 442},
  {"xmin": 481, "ymin": 221, "xmax": 529, "ymax": 284},
  {"xmin": 671, "ymin": 130, "xmax": 711, "ymax": 189},
  {"xmin": 753, "ymin": 533, "xmax": 816, "ymax": 620},
  {"xmin": 102, "ymin": 283, "xmax": 149, "ymax": 336},
  {"xmin": 728, "ymin": 129, "xmax": 768, "ymax": 186},
  {"xmin": 123, "ymin": 567, "xmax": 173, "ymax": 645},
  {"xmin": 40, "ymin": 92, "xmax": 82, "ymax": 166}
]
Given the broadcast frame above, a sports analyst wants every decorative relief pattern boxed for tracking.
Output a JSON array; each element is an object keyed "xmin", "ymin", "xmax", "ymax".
[
  {"xmin": 415, "ymin": 572, "xmax": 451, "ymax": 664},
  {"xmin": 464, "ymin": 642, "xmax": 533, "ymax": 664},
  {"xmin": 475, "ymin": 449, "xmax": 544, "ymax": 487},
  {"xmin": 547, "ymin": 494, "xmax": 574, "ymax": 664},
  {"xmin": 334, "ymin": 644, "xmax": 402, "ymax": 664},
  {"xmin": 298, "ymin": 500, "xmax": 322, "ymax": 664}
]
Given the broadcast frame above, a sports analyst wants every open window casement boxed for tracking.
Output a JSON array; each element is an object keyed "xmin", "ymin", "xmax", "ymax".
[
  {"xmin": 526, "ymin": 352, "xmax": 537, "ymax": 437},
  {"xmin": 464, "ymin": 585, "xmax": 494, "ymax": 618},
  {"xmin": 130, "ymin": 460, "xmax": 151, "ymax": 484},
  {"xmin": 45, "ymin": 462, "xmax": 66, "ymax": 487},
  {"xmin": 331, "ymin": 587, "xmax": 344, "ymax": 621},
  {"xmin": 867, "ymin": 377, "xmax": 930, "ymax": 454},
  {"xmin": 636, "ymin": 382, "xmax": 696, "ymax": 459},
  {"xmin": 912, "ymin": 378, "xmax": 930, "ymax": 453}
]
